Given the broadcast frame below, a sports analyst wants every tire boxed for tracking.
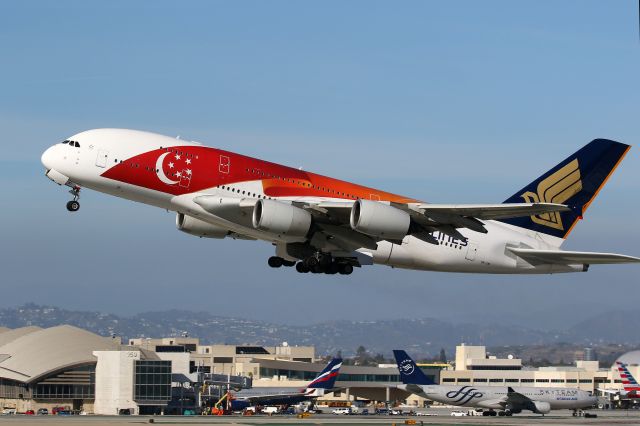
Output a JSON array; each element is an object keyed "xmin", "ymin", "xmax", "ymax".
[
  {"xmin": 339, "ymin": 264, "xmax": 353, "ymax": 275},
  {"xmin": 268, "ymin": 257, "xmax": 283, "ymax": 268},
  {"xmin": 66, "ymin": 201, "xmax": 80, "ymax": 212},
  {"xmin": 326, "ymin": 263, "xmax": 339, "ymax": 274},
  {"xmin": 282, "ymin": 260, "xmax": 296, "ymax": 267},
  {"xmin": 319, "ymin": 255, "xmax": 332, "ymax": 268},
  {"xmin": 295, "ymin": 262, "xmax": 309, "ymax": 273},
  {"xmin": 305, "ymin": 257, "xmax": 319, "ymax": 268}
]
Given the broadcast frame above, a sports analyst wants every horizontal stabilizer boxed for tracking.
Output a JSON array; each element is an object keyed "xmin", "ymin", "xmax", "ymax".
[{"xmin": 508, "ymin": 248, "xmax": 640, "ymax": 265}]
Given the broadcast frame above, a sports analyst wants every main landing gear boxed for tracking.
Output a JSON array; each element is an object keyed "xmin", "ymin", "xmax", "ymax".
[
  {"xmin": 66, "ymin": 185, "xmax": 81, "ymax": 212},
  {"xmin": 269, "ymin": 254, "xmax": 354, "ymax": 275}
]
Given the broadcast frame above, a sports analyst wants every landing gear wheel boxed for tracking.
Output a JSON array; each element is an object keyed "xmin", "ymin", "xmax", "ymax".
[
  {"xmin": 319, "ymin": 255, "xmax": 332, "ymax": 268},
  {"xmin": 338, "ymin": 264, "xmax": 353, "ymax": 275},
  {"xmin": 311, "ymin": 265, "xmax": 324, "ymax": 274},
  {"xmin": 304, "ymin": 256, "xmax": 319, "ymax": 269},
  {"xmin": 295, "ymin": 262, "xmax": 310, "ymax": 273},
  {"xmin": 66, "ymin": 200, "xmax": 80, "ymax": 212},
  {"xmin": 498, "ymin": 411, "xmax": 506, "ymax": 416},
  {"xmin": 281, "ymin": 260, "xmax": 296, "ymax": 267},
  {"xmin": 268, "ymin": 257, "xmax": 283, "ymax": 268},
  {"xmin": 326, "ymin": 263, "xmax": 339, "ymax": 275}
]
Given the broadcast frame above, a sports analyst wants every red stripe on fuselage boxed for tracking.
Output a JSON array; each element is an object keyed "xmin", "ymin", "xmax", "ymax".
[{"xmin": 101, "ymin": 146, "xmax": 416, "ymax": 203}]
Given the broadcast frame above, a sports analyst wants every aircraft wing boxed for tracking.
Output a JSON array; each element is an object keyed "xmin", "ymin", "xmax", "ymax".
[
  {"xmin": 507, "ymin": 248, "xmax": 640, "ymax": 265},
  {"xmin": 300, "ymin": 201, "xmax": 570, "ymax": 242},
  {"xmin": 189, "ymin": 194, "xmax": 571, "ymax": 250},
  {"xmin": 411, "ymin": 202, "xmax": 570, "ymax": 220},
  {"xmin": 597, "ymin": 388, "xmax": 620, "ymax": 395},
  {"xmin": 232, "ymin": 389, "xmax": 318, "ymax": 406}
]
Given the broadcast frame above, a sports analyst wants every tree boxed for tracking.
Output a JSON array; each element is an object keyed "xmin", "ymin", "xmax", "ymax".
[
  {"xmin": 356, "ymin": 346, "xmax": 367, "ymax": 357},
  {"xmin": 439, "ymin": 348, "xmax": 447, "ymax": 363}
]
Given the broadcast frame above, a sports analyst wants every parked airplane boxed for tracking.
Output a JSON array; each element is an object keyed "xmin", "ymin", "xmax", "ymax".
[
  {"xmin": 226, "ymin": 357, "xmax": 342, "ymax": 411},
  {"xmin": 605, "ymin": 362, "xmax": 640, "ymax": 399},
  {"xmin": 393, "ymin": 350, "xmax": 597, "ymax": 416},
  {"xmin": 41, "ymin": 129, "xmax": 640, "ymax": 274}
]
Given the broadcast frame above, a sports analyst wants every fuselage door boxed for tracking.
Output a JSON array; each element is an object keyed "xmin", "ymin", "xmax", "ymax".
[
  {"xmin": 219, "ymin": 155, "xmax": 230, "ymax": 174},
  {"xmin": 465, "ymin": 242, "xmax": 478, "ymax": 261},
  {"xmin": 96, "ymin": 150, "xmax": 109, "ymax": 168}
]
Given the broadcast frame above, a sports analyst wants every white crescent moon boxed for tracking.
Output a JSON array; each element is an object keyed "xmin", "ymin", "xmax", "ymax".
[{"xmin": 155, "ymin": 152, "xmax": 179, "ymax": 185}]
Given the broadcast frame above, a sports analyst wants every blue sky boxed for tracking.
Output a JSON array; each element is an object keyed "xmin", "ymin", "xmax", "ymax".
[{"xmin": 0, "ymin": 1, "xmax": 638, "ymax": 328}]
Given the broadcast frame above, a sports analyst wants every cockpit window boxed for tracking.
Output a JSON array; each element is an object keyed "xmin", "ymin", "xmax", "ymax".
[
  {"xmin": 62, "ymin": 140, "xmax": 69, "ymax": 144},
  {"xmin": 74, "ymin": 141, "xmax": 80, "ymax": 147}
]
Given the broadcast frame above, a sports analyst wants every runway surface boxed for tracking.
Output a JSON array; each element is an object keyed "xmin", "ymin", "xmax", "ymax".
[{"xmin": 2, "ymin": 410, "xmax": 640, "ymax": 426}]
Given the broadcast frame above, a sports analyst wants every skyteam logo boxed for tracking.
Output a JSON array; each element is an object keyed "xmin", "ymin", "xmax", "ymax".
[
  {"xmin": 399, "ymin": 359, "xmax": 415, "ymax": 376},
  {"xmin": 445, "ymin": 386, "xmax": 484, "ymax": 405}
]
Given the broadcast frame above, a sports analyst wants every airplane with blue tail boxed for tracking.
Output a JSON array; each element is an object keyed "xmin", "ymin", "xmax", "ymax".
[
  {"xmin": 228, "ymin": 357, "xmax": 342, "ymax": 411},
  {"xmin": 393, "ymin": 350, "xmax": 597, "ymax": 416},
  {"xmin": 601, "ymin": 361, "xmax": 640, "ymax": 399},
  {"xmin": 42, "ymin": 130, "xmax": 639, "ymax": 275}
]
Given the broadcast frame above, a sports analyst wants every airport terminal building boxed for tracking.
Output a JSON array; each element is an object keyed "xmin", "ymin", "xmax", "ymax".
[{"xmin": 1, "ymin": 325, "xmax": 637, "ymax": 414}]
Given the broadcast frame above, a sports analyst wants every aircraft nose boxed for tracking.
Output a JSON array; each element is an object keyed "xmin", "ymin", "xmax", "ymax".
[{"xmin": 41, "ymin": 145, "xmax": 56, "ymax": 170}]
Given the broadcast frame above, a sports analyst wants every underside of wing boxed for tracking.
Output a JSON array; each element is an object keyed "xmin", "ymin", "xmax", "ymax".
[
  {"xmin": 508, "ymin": 248, "xmax": 640, "ymax": 265},
  {"xmin": 241, "ymin": 392, "xmax": 302, "ymax": 405},
  {"xmin": 411, "ymin": 203, "xmax": 570, "ymax": 220}
]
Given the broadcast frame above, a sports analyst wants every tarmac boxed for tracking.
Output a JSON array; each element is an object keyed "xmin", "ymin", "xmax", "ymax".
[{"xmin": 2, "ymin": 409, "xmax": 640, "ymax": 426}]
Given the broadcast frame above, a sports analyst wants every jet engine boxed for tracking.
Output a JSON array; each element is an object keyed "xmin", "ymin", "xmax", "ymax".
[
  {"xmin": 350, "ymin": 199, "xmax": 410, "ymax": 240},
  {"xmin": 532, "ymin": 401, "xmax": 551, "ymax": 414},
  {"xmin": 176, "ymin": 213, "xmax": 229, "ymax": 238},
  {"xmin": 252, "ymin": 199, "xmax": 312, "ymax": 237}
]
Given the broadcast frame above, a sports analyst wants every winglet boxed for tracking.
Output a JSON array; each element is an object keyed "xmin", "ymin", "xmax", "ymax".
[{"xmin": 393, "ymin": 350, "xmax": 435, "ymax": 385}]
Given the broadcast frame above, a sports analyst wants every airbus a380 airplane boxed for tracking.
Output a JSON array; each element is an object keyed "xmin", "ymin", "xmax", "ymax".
[{"xmin": 41, "ymin": 129, "xmax": 639, "ymax": 275}]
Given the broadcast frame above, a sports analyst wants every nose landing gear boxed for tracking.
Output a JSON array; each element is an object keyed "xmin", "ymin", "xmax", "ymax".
[{"xmin": 66, "ymin": 186, "xmax": 81, "ymax": 212}]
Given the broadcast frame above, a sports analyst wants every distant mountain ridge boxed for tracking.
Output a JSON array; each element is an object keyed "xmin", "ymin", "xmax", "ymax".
[{"xmin": 0, "ymin": 304, "xmax": 635, "ymax": 358}]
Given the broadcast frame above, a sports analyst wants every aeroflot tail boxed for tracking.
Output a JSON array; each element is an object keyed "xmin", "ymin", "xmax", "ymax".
[
  {"xmin": 304, "ymin": 357, "xmax": 342, "ymax": 395},
  {"xmin": 499, "ymin": 139, "xmax": 630, "ymax": 243},
  {"xmin": 392, "ymin": 350, "xmax": 436, "ymax": 385}
]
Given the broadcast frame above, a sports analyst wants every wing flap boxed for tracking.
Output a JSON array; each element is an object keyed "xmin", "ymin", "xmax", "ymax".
[
  {"xmin": 413, "ymin": 203, "xmax": 570, "ymax": 220},
  {"xmin": 508, "ymin": 248, "xmax": 640, "ymax": 265}
]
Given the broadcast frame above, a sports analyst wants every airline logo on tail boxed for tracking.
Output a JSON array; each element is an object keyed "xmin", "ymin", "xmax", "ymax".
[
  {"xmin": 616, "ymin": 362, "xmax": 640, "ymax": 392},
  {"xmin": 305, "ymin": 358, "xmax": 342, "ymax": 392},
  {"xmin": 392, "ymin": 350, "xmax": 435, "ymax": 385},
  {"xmin": 520, "ymin": 158, "xmax": 582, "ymax": 231}
]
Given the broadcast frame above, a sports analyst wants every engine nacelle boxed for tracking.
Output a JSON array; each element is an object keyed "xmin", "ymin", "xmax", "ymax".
[
  {"xmin": 176, "ymin": 213, "xmax": 229, "ymax": 238},
  {"xmin": 532, "ymin": 401, "xmax": 551, "ymax": 414},
  {"xmin": 252, "ymin": 199, "xmax": 312, "ymax": 237},
  {"xmin": 350, "ymin": 199, "xmax": 410, "ymax": 240}
]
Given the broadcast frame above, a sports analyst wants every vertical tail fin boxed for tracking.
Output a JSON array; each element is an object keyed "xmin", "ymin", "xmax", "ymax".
[
  {"xmin": 498, "ymin": 139, "xmax": 630, "ymax": 241},
  {"xmin": 616, "ymin": 361, "xmax": 640, "ymax": 392},
  {"xmin": 392, "ymin": 350, "xmax": 435, "ymax": 385},
  {"xmin": 306, "ymin": 358, "xmax": 342, "ymax": 391}
]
